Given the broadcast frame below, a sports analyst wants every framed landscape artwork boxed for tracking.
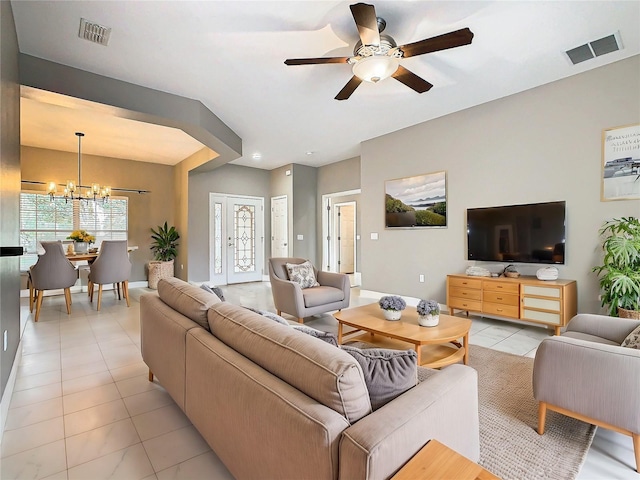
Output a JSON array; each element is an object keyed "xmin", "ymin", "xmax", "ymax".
[
  {"xmin": 601, "ymin": 123, "xmax": 640, "ymax": 201},
  {"xmin": 385, "ymin": 170, "xmax": 447, "ymax": 228}
]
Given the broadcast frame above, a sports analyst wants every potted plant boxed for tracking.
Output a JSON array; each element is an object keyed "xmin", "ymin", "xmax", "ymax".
[
  {"xmin": 148, "ymin": 222, "xmax": 180, "ymax": 289},
  {"xmin": 417, "ymin": 299, "xmax": 441, "ymax": 327},
  {"xmin": 378, "ymin": 295, "xmax": 406, "ymax": 321},
  {"xmin": 592, "ymin": 216, "xmax": 640, "ymax": 318},
  {"xmin": 67, "ymin": 229, "xmax": 95, "ymax": 253}
]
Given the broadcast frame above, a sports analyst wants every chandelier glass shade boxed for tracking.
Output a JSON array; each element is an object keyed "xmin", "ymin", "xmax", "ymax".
[
  {"xmin": 352, "ymin": 55, "xmax": 399, "ymax": 83},
  {"xmin": 46, "ymin": 132, "xmax": 111, "ymax": 202}
]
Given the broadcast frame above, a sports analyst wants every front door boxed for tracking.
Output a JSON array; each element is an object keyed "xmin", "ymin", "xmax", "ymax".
[{"xmin": 210, "ymin": 194, "xmax": 264, "ymax": 285}]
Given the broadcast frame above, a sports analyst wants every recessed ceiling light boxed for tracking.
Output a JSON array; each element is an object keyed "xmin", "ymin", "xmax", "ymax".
[
  {"xmin": 252, "ymin": 153, "xmax": 262, "ymax": 160},
  {"xmin": 306, "ymin": 151, "xmax": 314, "ymax": 156}
]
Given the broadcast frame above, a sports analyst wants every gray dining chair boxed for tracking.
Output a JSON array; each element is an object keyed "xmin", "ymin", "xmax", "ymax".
[
  {"xmin": 29, "ymin": 241, "xmax": 78, "ymax": 322},
  {"xmin": 88, "ymin": 240, "xmax": 132, "ymax": 310}
]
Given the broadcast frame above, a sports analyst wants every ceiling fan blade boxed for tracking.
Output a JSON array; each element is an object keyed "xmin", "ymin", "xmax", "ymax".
[
  {"xmin": 350, "ymin": 3, "xmax": 380, "ymax": 46},
  {"xmin": 285, "ymin": 57, "xmax": 350, "ymax": 66},
  {"xmin": 335, "ymin": 76, "xmax": 363, "ymax": 101},
  {"xmin": 391, "ymin": 66, "xmax": 433, "ymax": 93},
  {"xmin": 400, "ymin": 28, "xmax": 474, "ymax": 58}
]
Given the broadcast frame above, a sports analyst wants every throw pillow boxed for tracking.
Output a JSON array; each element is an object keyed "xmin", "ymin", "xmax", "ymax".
[
  {"xmin": 292, "ymin": 325, "xmax": 338, "ymax": 346},
  {"xmin": 341, "ymin": 345, "xmax": 417, "ymax": 410},
  {"xmin": 200, "ymin": 284, "xmax": 225, "ymax": 302},
  {"xmin": 621, "ymin": 324, "xmax": 640, "ymax": 349},
  {"xmin": 285, "ymin": 261, "xmax": 320, "ymax": 289},
  {"xmin": 242, "ymin": 306, "xmax": 290, "ymax": 326}
]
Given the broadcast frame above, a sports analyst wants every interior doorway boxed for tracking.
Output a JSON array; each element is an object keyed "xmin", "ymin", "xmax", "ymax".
[
  {"xmin": 271, "ymin": 195, "xmax": 288, "ymax": 258},
  {"xmin": 209, "ymin": 194, "xmax": 264, "ymax": 285},
  {"xmin": 322, "ymin": 190, "xmax": 361, "ymax": 286}
]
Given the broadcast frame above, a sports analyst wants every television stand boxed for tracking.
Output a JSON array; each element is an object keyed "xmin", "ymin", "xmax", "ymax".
[{"xmin": 446, "ymin": 274, "xmax": 577, "ymax": 335}]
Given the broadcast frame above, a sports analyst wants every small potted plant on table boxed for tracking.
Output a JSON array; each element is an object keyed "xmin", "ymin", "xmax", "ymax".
[
  {"xmin": 379, "ymin": 295, "xmax": 406, "ymax": 321},
  {"xmin": 148, "ymin": 222, "xmax": 180, "ymax": 289},
  {"xmin": 417, "ymin": 299, "xmax": 441, "ymax": 327}
]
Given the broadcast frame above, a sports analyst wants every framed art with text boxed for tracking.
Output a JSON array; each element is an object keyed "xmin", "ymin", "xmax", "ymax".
[
  {"xmin": 385, "ymin": 170, "xmax": 447, "ymax": 228},
  {"xmin": 601, "ymin": 123, "xmax": 640, "ymax": 201}
]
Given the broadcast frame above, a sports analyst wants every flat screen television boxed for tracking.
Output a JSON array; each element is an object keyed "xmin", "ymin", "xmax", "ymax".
[{"xmin": 467, "ymin": 201, "xmax": 566, "ymax": 264}]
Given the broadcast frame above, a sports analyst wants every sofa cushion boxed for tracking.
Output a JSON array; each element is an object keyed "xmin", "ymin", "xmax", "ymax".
[
  {"xmin": 286, "ymin": 261, "xmax": 320, "ymax": 289},
  {"xmin": 158, "ymin": 277, "xmax": 221, "ymax": 330},
  {"xmin": 303, "ymin": 286, "xmax": 344, "ymax": 308},
  {"xmin": 341, "ymin": 345, "xmax": 418, "ymax": 410},
  {"xmin": 621, "ymin": 324, "xmax": 640, "ymax": 349},
  {"xmin": 292, "ymin": 325, "xmax": 339, "ymax": 347},
  {"xmin": 562, "ymin": 331, "xmax": 620, "ymax": 346},
  {"xmin": 242, "ymin": 306, "xmax": 290, "ymax": 326},
  {"xmin": 208, "ymin": 302, "xmax": 372, "ymax": 423}
]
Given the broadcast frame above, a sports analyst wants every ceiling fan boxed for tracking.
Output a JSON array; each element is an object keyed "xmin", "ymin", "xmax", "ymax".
[{"xmin": 284, "ymin": 2, "xmax": 474, "ymax": 100}]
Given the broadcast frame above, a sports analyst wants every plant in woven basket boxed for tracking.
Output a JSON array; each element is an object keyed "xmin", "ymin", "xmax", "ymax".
[
  {"xmin": 592, "ymin": 216, "xmax": 640, "ymax": 317},
  {"xmin": 150, "ymin": 222, "xmax": 180, "ymax": 261}
]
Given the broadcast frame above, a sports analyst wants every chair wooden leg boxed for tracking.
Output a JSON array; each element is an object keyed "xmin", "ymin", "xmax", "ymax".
[
  {"xmin": 298, "ymin": 318, "xmax": 304, "ymax": 324},
  {"xmin": 28, "ymin": 278, "xmax": 34, "ymax": 312},
  {"xmin": 123, "ymin": 281, "xmax": 130, "ymax": 307},
  {"xmin": 148, "ymin": 370, "xmax": 154, "ymax": 382},
  {"xmin": 97, "ymin": 285, "xmax": 103, "ymax": 311},
  {"xmin": 89, "ymin": 281, "xmax": 94, "ymax": 302},
  {"xmin": 116, "ymin": 282, "xmax": 121, "ymax": 300},
  {"xmin": 88, "ymin": 280, "xmax": 92, "ymax": 297},
  {"xmin": 633, "ymin": 433, "xmax": 639, "ymax": 473},
  {"xmin": 35, "ymin": 290, "xmax": 44, "ymax": 322},
  {"xmin": 63, "ymin": 288, "xmax": 72, "ymax": 315},
  {"xmin": 277, "ymin": 310, "xmax": 282, "ymax": 316},
  {"xmin": 537, "ymin": 402, "xmax": 547, "ymax": 435}
]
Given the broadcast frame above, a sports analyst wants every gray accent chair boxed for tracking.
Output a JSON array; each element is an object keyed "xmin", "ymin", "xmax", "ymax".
[
  {"xmin": 88, "ymin": 240, "xmax": 132, "ymax": 310},
  {"xmin": 533, "ymin": 313, "xmax": 640, "ymax": 472},
  {"xmin": 29, "ymin": 241, "xmax": 78, "ymax": 322},
  {"xmin": 268, "ymin": 257, "xmax": 350, "ymax": 323}
]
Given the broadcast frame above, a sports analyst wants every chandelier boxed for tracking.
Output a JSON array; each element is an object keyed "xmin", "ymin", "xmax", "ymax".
[{"xmin": 46, "ymin": 132, "xmax": 111, "ymax": 202}]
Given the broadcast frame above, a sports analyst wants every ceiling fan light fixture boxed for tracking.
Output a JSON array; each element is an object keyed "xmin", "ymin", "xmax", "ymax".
[{"xmin": 352, "ymin": 55, "xmax": 399, "ymax": 83}]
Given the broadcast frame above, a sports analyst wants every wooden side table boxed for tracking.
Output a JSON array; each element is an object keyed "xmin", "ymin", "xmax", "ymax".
[{"xmin": 391, "ymin": 440, "xmax": 499, "ymax": 480}]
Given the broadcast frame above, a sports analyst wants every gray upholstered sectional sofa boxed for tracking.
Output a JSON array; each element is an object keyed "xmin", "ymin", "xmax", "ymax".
[{"xmin": 140, "ymin": 277, "xmax": 480, "ymax": 480}]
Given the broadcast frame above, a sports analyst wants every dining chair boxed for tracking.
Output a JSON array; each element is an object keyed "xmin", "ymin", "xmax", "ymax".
[
  {"xmin": 29, "ymin": 241, "xmax": 78, "ymax": 322},
  {"xmin": 88, "ymin": 240, "xmax": 132, "ymax": 310}
]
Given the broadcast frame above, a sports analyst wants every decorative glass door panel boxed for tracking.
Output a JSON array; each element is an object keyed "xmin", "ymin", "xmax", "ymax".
[{"xmin": 233, "ymin": 204, "xmax": 256, "ymax": 274}]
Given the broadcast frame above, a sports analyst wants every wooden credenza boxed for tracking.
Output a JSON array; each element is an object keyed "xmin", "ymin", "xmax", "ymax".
[{"xmin": 446, "ymin": 274, "xmax": 577, "ymax": 335}]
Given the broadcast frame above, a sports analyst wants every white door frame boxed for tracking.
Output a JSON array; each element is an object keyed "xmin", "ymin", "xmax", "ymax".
[
  {"xmin": 270, "ymin": 195, "xmax": 288, "ymax": 258},
  {"xmin": 321, "ymin": 189, "xmax": 360, "ymax": 277},
  {"xmin": 209, "ymin": 193, "xmax": 264, "ymax": 285}
]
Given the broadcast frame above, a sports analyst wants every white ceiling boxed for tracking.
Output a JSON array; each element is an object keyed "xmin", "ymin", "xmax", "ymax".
[{"xmin": 11, "ymin": 1, "xmax": 640, "ymax": 171}]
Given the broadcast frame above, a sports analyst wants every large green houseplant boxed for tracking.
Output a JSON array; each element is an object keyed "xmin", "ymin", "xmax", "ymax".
[
  {"xmin": 592, "ymin": 216, "xmax": 640, "ymax": 317},
  {"xmin": 148, "ymin": 222, "xmax": 180, "ymax": 289}
]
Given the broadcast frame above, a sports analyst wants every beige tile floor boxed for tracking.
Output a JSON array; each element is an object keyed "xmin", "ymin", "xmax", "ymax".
[{"xmin": 1, "ymin": 282, "xmax": 636, "ymax": 479}]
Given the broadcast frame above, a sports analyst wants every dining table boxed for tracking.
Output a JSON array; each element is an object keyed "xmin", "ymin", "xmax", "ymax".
[{"xmin": 66, "ymin": 252, "xmax": 99, "ymax": 263}]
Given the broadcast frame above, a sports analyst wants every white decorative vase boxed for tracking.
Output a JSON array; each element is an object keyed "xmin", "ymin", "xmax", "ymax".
[
  {"xmin": 383, "ymin": 309, "xmax": 402, "ymax": 321},
  {"xmin": 74, "ymin": 241, "xmax": 88, "ymax": 253},
  {"xmin": 418, "ymin": 314, "xmax": 440, "ymax": 327}
]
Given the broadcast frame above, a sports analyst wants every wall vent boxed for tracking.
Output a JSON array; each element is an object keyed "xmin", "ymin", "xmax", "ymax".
[
  {"xmin": 79, "ymin": 18, "xmax": 111, "ymax": 46},
  {"xmin": 565, "ymin": 32, "xmax": 622, "ymax": 65}
]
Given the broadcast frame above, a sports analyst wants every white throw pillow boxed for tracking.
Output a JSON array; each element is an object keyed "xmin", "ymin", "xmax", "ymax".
[{"xmin": 286, "ymin": 261, "xmax": 320, "ymax": 289}]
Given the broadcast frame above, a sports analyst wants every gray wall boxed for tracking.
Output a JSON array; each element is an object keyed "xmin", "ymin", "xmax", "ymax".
[
  {"xmin": 188, "ymin": 164, "xmax": 272, "ymax": 282},
  {"xmin": 360, "ymin": 56, "xmax": 640, "ymax": 313},
  {"xmin": 292, "ymin": 164, "xmax": 318, "ymax": 265},
  {"xmin": 0, "ymin": 0, "xmax": 21, "ymax": 397}
]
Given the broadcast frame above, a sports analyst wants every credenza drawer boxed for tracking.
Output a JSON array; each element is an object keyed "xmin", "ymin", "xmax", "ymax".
[
  {"xmin": 522, "ymin": 285, "xmax": 561, "ymax": 298},
  {"xmin": 482, "ymin": 281, "xmax": 519, "ymax": 294},
  {"xmin": 483, "ymin": 291, "xmax": 519, "ymax": 306},
  {"xmin": 448, "ymin": 297, "xmax": 482, "ymax": 312},
  {"xmin": 449, "ymin": 286, "xmax": 482, "ymax": 301},
  {"xmin": 449, "ymin": 277, "xmax": 482, "ymax": 289},
  {"xmin": 522, "ymin": 297, "xmax": 560, "ymax": 311},
  {"xmin": 483, "ymin": 302, "xmax": 519, "ymax": 319},
  {"xmin": 522, "ymin": 309, "xmax": 562, "ymax": 325}
]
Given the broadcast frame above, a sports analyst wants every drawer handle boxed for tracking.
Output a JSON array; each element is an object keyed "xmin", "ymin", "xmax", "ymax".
[
  {"xmin": 497, "ymin": 308, "xmax": 503, "ymax": 312},
  {"xmin": 462, "ymin": 292, "xmax": 468, "ymax": 295},
  {"xmin": 497, "ymin": 297, "xmax": 502, "ymax": 300},
  {"xmin": 462, "ymin": 303, "xmax": 468, "ymax": 307},
  {"xmin": 462, "ymin": 282, "xmax": 468, "ymax": 285},
  {"xmin": 497, "ymin": 286, "xmax": 503, "ymax": 289}
]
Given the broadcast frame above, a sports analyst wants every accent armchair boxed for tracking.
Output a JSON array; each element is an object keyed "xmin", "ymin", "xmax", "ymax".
[
  {"xmin": 88, "ymin": 240, "xmax": 132, "ymax": 310},
  {"xmin": 29, "ymin": 241, "xmax": 78, "ymax": 322},
  {"xmin": 268, "ymin": 257, "xmax": 350, "ymax": 323},
  {"xmin": 533, "ymin": 313, "xmax": 640, "ymax": 472}
]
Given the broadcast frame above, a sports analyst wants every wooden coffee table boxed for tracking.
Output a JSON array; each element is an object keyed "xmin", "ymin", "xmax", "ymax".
[{"xmin": 334, "ymin": 303, "xmax": 471, "ymax": 368}]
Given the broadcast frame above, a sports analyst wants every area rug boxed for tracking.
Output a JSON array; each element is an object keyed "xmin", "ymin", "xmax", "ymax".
[{"xmin": 469, "ymin": 345, "xmax": 596, "ymax": 480}]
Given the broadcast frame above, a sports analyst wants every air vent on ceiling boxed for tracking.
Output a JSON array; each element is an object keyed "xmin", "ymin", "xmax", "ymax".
[
  {"xmin": 78, "ymin": 18, "xmax": 111, "ymax": 46},
  {"xmin": 565, "ymin": 33, "xmax": 622, "ymax": 65}
]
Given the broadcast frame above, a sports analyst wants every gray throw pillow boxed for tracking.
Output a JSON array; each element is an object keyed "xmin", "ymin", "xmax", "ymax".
[
  {"xmin": 285, "ymin": 261, "xmax": 320, "ymax": 289},
  {"xmin": 292, "ymin": 325, "xmax": 338, "ymax": 346},
  {"xmin": 242, "ymin": 306, "xmax": 290, "ymax": 326},
  {"xmin": 621, "ymin": 324, "xmax": 640, "ymax": 349},
  {"xmin": 341, "ymin": 345, "xmax": 417, "ymax": 410},
  {"xmin": 200, "ymin": 284, "xmax": 225, "ymax": 301}
]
